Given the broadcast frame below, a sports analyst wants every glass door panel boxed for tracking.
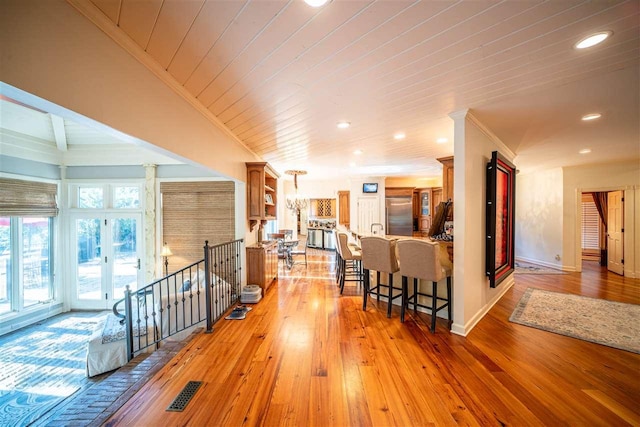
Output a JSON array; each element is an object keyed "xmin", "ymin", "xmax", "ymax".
[
  {"xmin": 75, "ymin": 218, "xmax": 103, "ymax": 303},
  {"xmin": 111, "ymin": 216, "xmax": 140, "ymax": 300}
]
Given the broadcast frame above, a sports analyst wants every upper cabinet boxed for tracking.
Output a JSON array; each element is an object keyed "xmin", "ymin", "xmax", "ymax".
[
  {"xmin": 437, "ymin": 156, "xmax": 454, "ymax": 203},
  {"xmin": 338, "ymin": 191, "xmax": 350, "ymax": 228},
  {"xmin": 437, "ymin": 156, "xmax": 454, "ymax": 221},
  {"xmin": 310, "ymin": 198, "xmax": 336, "ymax": 218},
  {"xmin": 246, "ymin": 162, "xmax": 279, "ymax": 230}
]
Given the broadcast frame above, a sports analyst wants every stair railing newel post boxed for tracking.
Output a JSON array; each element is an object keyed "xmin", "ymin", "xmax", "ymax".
[
  {"xmin": 124, "ymin": 285, "xmax": 134, "ymax": 361},
  {"xmin": 204, "ymin": 240, "xmax": 213, "ymax": 333}
]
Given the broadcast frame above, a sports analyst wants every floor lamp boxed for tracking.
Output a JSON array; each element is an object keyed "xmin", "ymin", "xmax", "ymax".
[{"xmin": 160, "ymin": 243, "xmax": 172, "ymax": 276}]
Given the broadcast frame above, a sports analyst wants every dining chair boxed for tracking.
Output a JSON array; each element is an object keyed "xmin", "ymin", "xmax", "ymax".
[
  {"xmin": 396, "ymin": 239, "xmax": 452, "ymax": 331},
  {"xmin": 267, "ymin": 233, "xmax": 287, "ymax": 267},
  {"xmin": 359, "ymin": 236, "xmax": 401, "ymax": 318},
  {"xmin": 289, "ymin": 238, "xmax": 308, "ymax": 267}
]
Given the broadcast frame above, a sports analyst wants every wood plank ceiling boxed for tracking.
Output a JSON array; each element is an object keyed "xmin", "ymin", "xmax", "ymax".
[{"xmin": 79, "ymin": 0, "xmax": 639, "ymax": 178}]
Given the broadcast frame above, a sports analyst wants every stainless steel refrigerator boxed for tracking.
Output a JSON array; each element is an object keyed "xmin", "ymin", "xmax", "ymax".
[{"xmin": 385, "ymin": 197, "xmax": 413, "ymax": 236}]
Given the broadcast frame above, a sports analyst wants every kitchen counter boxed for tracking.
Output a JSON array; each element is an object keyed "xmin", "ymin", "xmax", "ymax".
[
  {"xmin": 348, "ymin": 231, "xmax": 453, "ymax": 266},
  {"xmin": 351, "ymin": 231, "xmax": 454, "ymax": 322}
]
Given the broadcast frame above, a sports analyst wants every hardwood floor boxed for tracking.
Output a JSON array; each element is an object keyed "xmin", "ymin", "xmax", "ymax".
[{"xmin": 106, "ymin": 252, "xmax": 640, "ymax": 426}]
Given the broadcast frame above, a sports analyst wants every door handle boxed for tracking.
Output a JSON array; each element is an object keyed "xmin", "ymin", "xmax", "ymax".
[{"xmin": 136, "ymin": 259, "xmax": 141, "ymax": 270}]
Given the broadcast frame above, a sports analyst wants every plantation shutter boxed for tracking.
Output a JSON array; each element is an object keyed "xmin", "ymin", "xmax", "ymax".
[
  {"xmin": 581, "ymin": 194, "xmax": 600, "ymax": 250},
  {"xmin": 0, "ymin": 178, "xmax": 58, "ymax": 217}
]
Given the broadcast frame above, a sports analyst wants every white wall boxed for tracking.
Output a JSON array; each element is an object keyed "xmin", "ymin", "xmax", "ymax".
[
  {"xmin": 515, "ymin": 168, "xmax": 564, "ymax": 268},
  {"xmin": 0, "ymin": 1, "xmax": 258, "ymax": 183},
  {"xmin": 562, "ymin": 161, "xmax": 640, "ymax": 275},
  {"xmin": 451, "ymin": 111, "xmax": 516, "ymax": 336}
]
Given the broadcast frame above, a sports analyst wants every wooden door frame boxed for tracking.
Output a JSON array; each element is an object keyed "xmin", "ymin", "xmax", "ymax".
[{"xmin": 575, "ymin": 186, "xmax": 631, "ymax": 275}]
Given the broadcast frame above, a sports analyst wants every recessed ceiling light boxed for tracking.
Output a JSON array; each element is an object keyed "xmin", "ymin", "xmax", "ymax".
[
  {"xmin": 581, "ymin": 113, "xmax": 602, "ymax": 121},
  {"xmin": 353, "ymin": 149, "xmax": 363, "ymax": 155},
  {"xmin": 304, "ymin": 0, "xmax": 329, "ymax": 7},
  {"xmin": 575, "ymin": 31, "xmax": 612, "ymax": 49},
  {"xmin": 394, "ymin": 133, "xmax": 406, "ymax": 140},
  {"xmin": 337, "ymin": 121, "xmax": 350, "ymax": 129},
  {"xmin": 436, "ymin": 137, "xmax": 448, "ymax": 144},
  {"xmin": 579, "ymin": 148, "xmax": 592, "ymax": 154}
]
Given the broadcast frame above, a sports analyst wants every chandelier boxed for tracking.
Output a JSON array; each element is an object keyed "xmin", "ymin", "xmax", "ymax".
[{"xmin": 285, "ymin": 169, "xmax": 308, "ymax": 213}]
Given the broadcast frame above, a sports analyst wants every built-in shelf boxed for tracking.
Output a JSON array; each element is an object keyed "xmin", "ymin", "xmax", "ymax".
[{"xmin": 246, "ymin": 162, "xmax": 279, "ymax": 231}]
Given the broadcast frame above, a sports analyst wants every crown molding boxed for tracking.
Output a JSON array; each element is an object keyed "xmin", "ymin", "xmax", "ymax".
[{"xmin": 448, "ymin": 109, "xmax": 516, "ymax": 161}]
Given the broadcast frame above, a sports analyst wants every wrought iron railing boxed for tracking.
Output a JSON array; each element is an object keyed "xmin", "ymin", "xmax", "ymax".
[{"xmin": 114, "ymin": 239, "xmax": 244, "ymax": 361}]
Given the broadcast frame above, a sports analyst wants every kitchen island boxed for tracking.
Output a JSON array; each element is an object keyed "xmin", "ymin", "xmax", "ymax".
[{"xmin": 349, "ymin": 231, "xmax": 453, "ymax": 325}]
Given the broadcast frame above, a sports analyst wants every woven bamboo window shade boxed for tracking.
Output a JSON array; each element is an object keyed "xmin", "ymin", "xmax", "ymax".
[
  {"xmin": 0, "ymin": 178, "xmax": 58, "ymax": 216},
  {"xmin": 160, "ymin": 181, "xmax": 235, "ymax": 272}
]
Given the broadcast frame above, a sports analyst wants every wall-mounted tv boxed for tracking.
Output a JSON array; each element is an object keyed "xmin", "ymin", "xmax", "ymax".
[{"xmin": 363, "ymin": 183, "xmax": 378, "ymax": 193}]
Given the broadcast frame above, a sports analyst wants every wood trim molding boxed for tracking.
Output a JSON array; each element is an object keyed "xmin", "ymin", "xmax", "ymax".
[{"xmin": 385, "ymin": 187, "xmax": 414, "ymax": 197}]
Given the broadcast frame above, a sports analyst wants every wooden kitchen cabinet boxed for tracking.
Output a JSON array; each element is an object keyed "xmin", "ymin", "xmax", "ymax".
[
  {"xmin": 246, "ymin": 241, "xmax": 278, "ymax": 292},
  {"xmin": 246, "ymin": 162, "xmax": 279, "ymax": 231},
  {"xmin": 432, "ymin": 187, "xmax": 443, "ymax": 209},
  {"xmin": 310, "ymin": 198, "xmax": 336, "ymax": 218},
  {"xmin": 419, "ymin": 188, "xmax": 432, "ymax": 232},
  {"xmin": 437, "ymin": 156, "xmax": 454, "ymax": 203},
  {"xmin": 338, "ymin": 191, "xmax": 350, "ymax": 228},
  {"xmin": 412, "ymin": 190, "xmax": 420, "ymax": 219}
]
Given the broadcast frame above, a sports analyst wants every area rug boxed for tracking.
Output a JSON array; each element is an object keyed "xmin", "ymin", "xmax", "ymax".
[
  {"xmin": 510, "ymin": 288, "xmax": 640, "ymax": 354},
  {"xmin": 514, "ymin": 261, "xmax": 566, "ymax": 274},
  {"xmin": 0, "ymin": 312, "xmax": 108, "ymax": 426}
]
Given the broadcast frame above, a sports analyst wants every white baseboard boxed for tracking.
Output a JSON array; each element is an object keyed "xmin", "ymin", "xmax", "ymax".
[
  {"xmin": 516, "ymin": 256, "xmax": 568, "ymax": 271},
  {"xmin": 451, "ymin": 274, "xmax": 515, "ymax": 337},
  {"xmin": 0, "ymin": 303, "xmax": 64, "ymax": 337}
]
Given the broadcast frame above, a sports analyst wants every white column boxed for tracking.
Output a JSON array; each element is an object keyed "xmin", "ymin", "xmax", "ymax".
[{"xmin": 144, "ymin": 164, "xmax": 157, "ymax": 282}]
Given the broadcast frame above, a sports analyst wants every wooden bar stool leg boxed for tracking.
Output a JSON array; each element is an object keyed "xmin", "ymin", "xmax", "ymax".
[
  {"xmin": 447, "ymin": 276, "xmax": 452, "ymax": 330},
  {"xmin": 401, "ymin": 276, "xmax": 407, "ymax": 323},
  {"xmin": 376, "ymin": 271, "xmax": 381, "ymax": 301},
  {"xmin": 413, "ymin": 278, "xmax": 418, "ymax": 312},
  {"xmin": 387, "ymin": 273, "xmax": 394, "ymax": 318},
  {"xmin": 431, "ymin": 281, "xmax": 438, "ymax": 333},
  {"xmin": 363, "ymin": 268, "xmax": 370, "ymax": 310}
]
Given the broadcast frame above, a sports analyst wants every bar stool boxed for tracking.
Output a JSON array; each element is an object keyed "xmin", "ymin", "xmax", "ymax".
[
  {"xmin": 336, "ymin": 231, "xmax": 362, "ymax": 294},
  {"xmin": 360, "ymin": 236, "xmax": 401, "ymax": 318},
  {"xmin": 396, "ymin": 239, "xmax": 452, "ymax": 331},
  {"xmin": 335, "ymin": 231, "xmax": 343, "ymax": 283}
]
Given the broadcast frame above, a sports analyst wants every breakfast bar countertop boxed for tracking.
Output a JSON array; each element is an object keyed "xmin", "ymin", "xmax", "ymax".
[{"xmin": 348, "ymin": 231, "xmax": 453, "ymax": 266}]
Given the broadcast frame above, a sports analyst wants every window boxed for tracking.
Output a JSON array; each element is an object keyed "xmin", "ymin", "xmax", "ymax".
[
  {"xmin": 0, "ymin": 217, "xmax": 54, "ymax": 315},
  {"xmin": 582, "ymin": 195, "xmax": 600, "ymax": 252},
  {"xmin": 22, "ymin": 218, "xmax": 53, "ymax": 307},
  {"xmin": 0, "ymin": 217, "xmax": 10, "ymax": 315},
  {"xmin": 78, "ymin": 187, "xmax": 103, "ymax": 209},
  {"xmin": 72, "ymin": 184, "xmax": 141, "ymax": 210},
  {"xmin": 0, "ymin": 178, "xmax": 57, "ymax": 316},
  {"xmin": 114, "ymin": 186, "xmax": 140, "ymax": 209}
]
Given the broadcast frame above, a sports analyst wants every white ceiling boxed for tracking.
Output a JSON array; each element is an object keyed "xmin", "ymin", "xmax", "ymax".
[{"xmin": 3, "ymin": 0, "xmax": 639, "ymax": 180}]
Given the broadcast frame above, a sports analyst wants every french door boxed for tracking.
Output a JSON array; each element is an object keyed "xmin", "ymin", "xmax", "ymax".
[{"xmin": 71, "ymin": 213, "xmax": 142, "ymax": 309}]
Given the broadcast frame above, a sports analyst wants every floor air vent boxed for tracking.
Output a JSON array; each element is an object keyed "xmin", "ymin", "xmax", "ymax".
[{"xmin": 166, "ymin": 381, "xmax": 203, "ymax": 412}]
